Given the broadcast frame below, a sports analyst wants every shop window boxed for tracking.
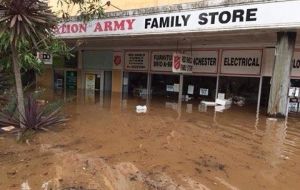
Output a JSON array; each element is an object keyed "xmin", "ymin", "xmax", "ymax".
[
  {"xmin": 183, "ymin": 76, "xmax": 217, "ymax": 102},
  {"xmin": 219, "ymin": 76, "xmax": 260, "ymax": 105},
  {"xmin": 124, "ymin": 72, "xmax": 148, "ymax": 98},
  {"xmin": 151, "ymin": 74, "xmax": 179, "ymax": 101}
]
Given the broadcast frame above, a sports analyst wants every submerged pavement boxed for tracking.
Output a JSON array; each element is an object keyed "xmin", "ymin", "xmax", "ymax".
[{"xmin": 0, "ymin": 90, "xmax": 300, "ymax": 190}]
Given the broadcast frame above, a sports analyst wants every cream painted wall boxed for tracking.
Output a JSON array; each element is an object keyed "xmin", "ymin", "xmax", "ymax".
[{"xmin": 49, "ymin": 0, "xmax": 200, "ymax": 16}]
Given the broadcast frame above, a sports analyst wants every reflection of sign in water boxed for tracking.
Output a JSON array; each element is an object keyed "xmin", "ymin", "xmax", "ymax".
[
  {"xmin": 172, "ymin": 53, "xmax": 193, "ymax": 73},
  {"xmin": 151, "ymin": 52, "xmax": 173, "ymax": 72},
  {"xmin": 125, "ymin": 51, "xmax": 149, "ymax": 71},
  {"xmin": 200, "ymin": 88, "xmax": 209, "ymax": 96},
  {"xmin": 66, "ymin": 71, "xmax": 77, "ymax": 89},
  {"xmin": 221, "ymin": 50, "xmax": 262, "ymax": 75},
  {"xmin": 86, "ymin": 74, "xmax": 96, "ymax": 90},
  {"xmin": 85, "ymin": 90, "xmax": 95, "ymax": 104}
]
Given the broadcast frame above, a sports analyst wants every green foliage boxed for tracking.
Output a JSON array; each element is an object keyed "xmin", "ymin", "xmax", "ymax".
[
  {"xmin": 0, "ymin": 0, "xmax": 57, "ymax": 47},
  {"xmin": 0, "ymin": 32, "xmax": 72, "ymax": 72},
  {"xmin": 0, "ymin": 0, "xmax": 73, "ymax": 70},
  {"xmin": 0, "ymin": 93, "xmax": 68, "ymax": 141}
]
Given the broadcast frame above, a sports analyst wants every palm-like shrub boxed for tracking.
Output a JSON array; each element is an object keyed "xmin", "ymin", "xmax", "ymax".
[{"xmin": 0, "ymin": 94, "xmax": 67, "ymax": 140}]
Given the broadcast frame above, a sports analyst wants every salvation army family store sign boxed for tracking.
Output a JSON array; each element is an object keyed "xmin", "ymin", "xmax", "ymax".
[{"xmin": 55, "ymin": 1, "xmax": 300, "ymax": 38}]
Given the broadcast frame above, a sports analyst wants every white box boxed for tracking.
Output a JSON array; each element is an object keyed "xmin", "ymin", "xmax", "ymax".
[
  {"xmin": 288, "ymin": 102, "xmax": 298, "ymax": 112},
  {"xmin": 218, "ymin": 93, "xmax": 225, "ymax": 100},
  {"xmin": 216, "ymin": 98, "xmax": 232, "ymax": 106}
]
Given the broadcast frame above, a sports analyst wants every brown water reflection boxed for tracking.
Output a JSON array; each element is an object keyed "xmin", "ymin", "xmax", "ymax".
[{"xmin": 0, "ymin": 90, "xmax": 300, "ymax": 190}]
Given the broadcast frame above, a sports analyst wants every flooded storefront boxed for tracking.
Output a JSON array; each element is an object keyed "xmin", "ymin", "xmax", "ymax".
[{"xmin": 32, "ymin": 0, "xmax": 300, "ymax": 116}]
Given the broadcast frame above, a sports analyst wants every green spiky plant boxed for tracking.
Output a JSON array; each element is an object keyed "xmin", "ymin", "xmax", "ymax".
[{"xmin": 0, "ymin": 93, "xmax": 68, "ymax": 141}]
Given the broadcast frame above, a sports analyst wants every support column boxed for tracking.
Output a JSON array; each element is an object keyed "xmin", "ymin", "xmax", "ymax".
[
  {"xmin": 177, "ymin": 74, "xmax": 184, "ymax": 120},
  {"xmin": 268, "ymin": 32, "xmax": 297, "ymax": 117},
  {"xmin": 146, "ymin": 72, "xmax": 152, "ymax": 107}
]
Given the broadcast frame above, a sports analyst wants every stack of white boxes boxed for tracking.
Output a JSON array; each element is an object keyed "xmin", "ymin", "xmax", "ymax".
[{"xmin": 288, "ymin": 87, "xmax": 300, "ymax": 112}]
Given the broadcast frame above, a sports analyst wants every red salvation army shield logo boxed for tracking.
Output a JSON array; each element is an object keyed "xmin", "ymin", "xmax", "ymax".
[
  {"xmin": 114, "ymin": 55, "xmax": 122, "ymax": 66},
  {"xmin": 173, "ymin": 55, "xmax": 181, "ymax": 70}
]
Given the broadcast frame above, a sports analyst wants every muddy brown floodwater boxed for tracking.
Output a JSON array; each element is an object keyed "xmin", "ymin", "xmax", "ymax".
[{"xmin": 1, "ymin": 90, "xmax": 300, "ymax": 190}]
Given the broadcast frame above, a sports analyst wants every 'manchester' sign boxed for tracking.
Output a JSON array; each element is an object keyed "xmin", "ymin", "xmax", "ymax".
[{"xmin": 55, "ymin": 1, "xmax": 300, "ymax": 38}]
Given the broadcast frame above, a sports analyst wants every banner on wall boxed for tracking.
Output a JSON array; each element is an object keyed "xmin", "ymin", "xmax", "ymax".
[
  {"xmin": 55, "ymin": 1, "xmax": 300, "ymax": 39},
  {"xmin": 113, "ymin": 52, "xmax": 123, "ymax": 70},
  {"xmin": 172, "ymin": 53, "xmax": 193, "ymax": 73},
  {"xmin": 125, "ymin": 51, "xmax": 149, "ymax": 71},
  {"xmin": 151, "ymin": 51, "xmax": 173, "ymax": 72},
  {"xmin": 85, "ymin": 74, "xmax": 96, "ymax": 90},
  {"xmin": 221, "ymin": 50, "xmax": 262, "ymax": 75},
  {"xmin": 185, "ymin": 50, "xmax": 218, "ymax": 73}
]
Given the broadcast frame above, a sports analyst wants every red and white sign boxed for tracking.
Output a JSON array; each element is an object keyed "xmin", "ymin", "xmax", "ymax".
[
  {"xmin": 125, "ymin": 51, "xmax": 149, "ymax": 71},
  {"xmin": 55, "ymin": 1, "xmax": 300, "ymax": 39},
  {"xmin": 172, "ymin": 53, "xmax": 193, "ymax": 73},
  {"xmin": 221, "ymin": 50, "xmax": 262, "ymax": 75},
  {"xmin": 113, "ymin": 52, "xmax": 123, "ymax": 70}
]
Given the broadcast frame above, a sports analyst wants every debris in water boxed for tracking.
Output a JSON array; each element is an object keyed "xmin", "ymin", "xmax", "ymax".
[
  {"xmin": 215, "ymin": 105, "xmax": 231, "ymax": 112},
  {"xmin": 201, "ymin": 101, "xmax": 216, "ymax": 106},
  {"xmin": 216, "ymin": 98, "xmax": 232, "ymax": 106},
  {"xmin": 267, "ymin": 118, "xmax": 278, "ymax": 121},
  {"xmin": 1, "ymin": 126, "xmax": 15, "ymax": 132},
  {"xmin": 21, "ymin": 181, "xmax": 31, "ymax": 190},
  {"xmin": 136, "ymin": 105, "xmax": 147, "ymax": 113},
  {"xmin": 233, "ymin": 96, "xmax": 246, "ymax": 106}
]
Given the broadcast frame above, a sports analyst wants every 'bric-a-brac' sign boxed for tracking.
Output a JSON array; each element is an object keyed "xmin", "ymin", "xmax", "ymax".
[{"xmin": 55, "ymin": 1, "xmax": 300, "ymax": 38}]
